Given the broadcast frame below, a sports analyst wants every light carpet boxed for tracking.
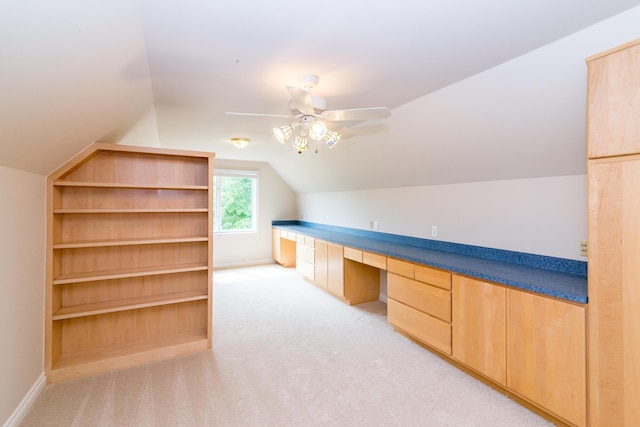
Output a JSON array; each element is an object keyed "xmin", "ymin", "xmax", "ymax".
[{"xmin": 20, "ymin": 264, "xmax": 553, "ymax": 426}]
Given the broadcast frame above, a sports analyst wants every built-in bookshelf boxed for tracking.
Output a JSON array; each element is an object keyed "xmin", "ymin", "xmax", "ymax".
[{"xmin": 45, "ymin": 143, "xmax": 214, "ymax": 383}]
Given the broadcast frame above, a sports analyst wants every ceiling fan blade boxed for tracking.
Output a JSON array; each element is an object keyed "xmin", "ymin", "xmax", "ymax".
[
  {"xmin": 320, "ymin": 107, "xmax": 391, "ymax": 122},
  {"xmin": 325, "ymin": 121, "xmax": 356, "ymax": 139},
  {"xmin": 225, "ymin": 112, "xmax": 292, "ymax": 118},
  {"xmin": 325, "ymin": 122, "xmax": 389, "ymax": 140},
  {"xmin": 287, "ymin": 86, "xmax": 315, "ymax": 115}
]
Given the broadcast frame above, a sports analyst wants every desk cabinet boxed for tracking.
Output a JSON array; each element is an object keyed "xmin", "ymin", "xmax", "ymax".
[
  {"xmin": 327, "ymin": 243, "xmax": 345, "ymax": 298},
  {"xmin": 271, "ymin": 228, "xmax": 588, "ymax": 425},
  {"xmin": 451, "ymin": 275, "xmax": 506, "ymax": 385},
  {"xmin": 296, "ymin": 236, "xmax": 315, "ymax": 281},
  {"xmin": 273, "ymin": 228, "xmax": 295, "ymax": 267},
  {"xmin": 387, "ymin": 261, "xmax": 452, "ymax": 355},
  {"xmin": 314, "ymin": 240, "xmax": 328, "ymax": 289},
  {"xmin": 452, "ymin": 275, "xmax": 586, "ymax": 426},
  {"xmin": 507, "ymin": 289, "xmax": 586, "ymax": 427}
]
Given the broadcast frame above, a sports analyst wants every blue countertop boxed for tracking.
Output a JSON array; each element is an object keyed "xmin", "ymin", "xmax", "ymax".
[{"xmin": 273, "ymin": 221, "xmax": 588, "ymax": 304}]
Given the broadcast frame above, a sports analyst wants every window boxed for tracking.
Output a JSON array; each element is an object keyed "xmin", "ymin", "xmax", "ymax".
[{"xmin": 213, "ymin": 170, "xmax": 258, "ymax": 234}]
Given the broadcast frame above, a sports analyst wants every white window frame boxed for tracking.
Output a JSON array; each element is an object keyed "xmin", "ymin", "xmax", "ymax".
[{"xmin": 213, "ymin": 169, "xmax": 259, "ymax": 235}]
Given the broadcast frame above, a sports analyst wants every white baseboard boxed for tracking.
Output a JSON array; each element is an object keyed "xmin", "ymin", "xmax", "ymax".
[
  {"xmin": 3, "ymin": 372, "xmax": 46, "ymax": 427},
  {"xmin": 379, "ymin": 293, "xmax": 388, "ymax": 303},
  {"xmin": 214, "ymin": 259, "xmax": 276, "ymax": 270}
]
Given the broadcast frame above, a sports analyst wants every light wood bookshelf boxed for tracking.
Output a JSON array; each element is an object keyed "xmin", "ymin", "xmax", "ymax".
[{"xmin": 45, "ymin": 143, "xmax": 215, "ymax": 383}]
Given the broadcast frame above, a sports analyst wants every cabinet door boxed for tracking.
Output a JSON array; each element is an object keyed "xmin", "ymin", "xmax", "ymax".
[
  {"xmin": 452, "ymin": 275, "xmax": 506, "ymax": 385},
  {"xmin": 507, "ymin": 289, "xmax": 586, "ymax": 427},
  {"xmin": 314, "ymin": 240, "xmax": 328, "ymax": 289},
  {"xmin": 327, "ymin": 243, "xmax": 344, "ymax": 298},
  {"xmin": 272, "ymin": 228, "xmax": 282, "ymax": 264},
  {"xmin": 588, "ymin": 158, "xmax": 640, "ymax": 426},
  {"xmin": 587, "ymin": 41, "xmax": 640, "ymax": 158}
]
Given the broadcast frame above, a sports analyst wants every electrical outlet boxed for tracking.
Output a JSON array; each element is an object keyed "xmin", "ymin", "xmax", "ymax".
[
  {"xmin": 580, "ymin": 241, "xmax": 588, "ymax": 257},
  {"xmin": 370, "ymin": 220, "xmax": 379, "ymax": 231},
  {"xmin": 432, "ymin": 226, "xmax": 438, "ymax": 237}
]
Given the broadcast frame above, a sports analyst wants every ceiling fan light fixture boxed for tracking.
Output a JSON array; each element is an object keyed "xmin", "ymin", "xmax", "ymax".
[
  {"xmin": 293, "ymin": 134, "xmax": 308, "ymax": 152},
  {"xmin": 308, "ymin": 121, "xmax": 328, "ymax": 141},
  {"xmin": 273, "ymin": 124, "xmax": 294, "ymax": 144},
  {"xmin": 325, "ymin": 130, "xmax": 341, "ymax": 148},
  {"xmin": 231, "ymin": 137, "xmax": 250, "ymax": 149}
]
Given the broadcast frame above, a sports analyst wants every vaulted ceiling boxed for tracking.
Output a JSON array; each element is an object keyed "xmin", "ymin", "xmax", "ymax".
[{"xmin": 2, "ymin": 1, "xmax": 640, "ymax": 193}]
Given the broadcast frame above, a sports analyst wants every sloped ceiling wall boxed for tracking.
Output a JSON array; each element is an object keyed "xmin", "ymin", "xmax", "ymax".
[
  {"xmin": 0, "ymin": 1, "xmax": 155, "ymax": 176},
  {"xmin": 1, "ymin": 2, "xmax": 640, "ymax": 193}
]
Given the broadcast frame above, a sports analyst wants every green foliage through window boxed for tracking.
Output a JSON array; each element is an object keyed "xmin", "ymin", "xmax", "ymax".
[{"xmin": 214, "ymin": 171, "xmax": 258, "ymax": 233}]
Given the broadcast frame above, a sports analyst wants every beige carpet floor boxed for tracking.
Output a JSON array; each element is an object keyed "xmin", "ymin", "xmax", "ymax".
[{"xmin": 20, "ymin": 265, "xmax": 553, "ymax": 426}]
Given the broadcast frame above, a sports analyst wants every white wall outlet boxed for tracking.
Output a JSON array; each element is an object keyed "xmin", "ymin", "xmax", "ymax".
[
  {"xmin": 580, "ymin": 241, "xmax": 588, "ymax": 257},
  {"xmin": 432, "ymin": 225, "xmax": 438, "ymax": 237},
  {"xmin": 370, "ymin": 220, "xmax": 379, "ymax": 230}
]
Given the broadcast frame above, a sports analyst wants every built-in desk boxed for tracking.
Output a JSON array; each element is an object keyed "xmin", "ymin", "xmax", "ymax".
[
  {"xmin": 272, "ymin": 221, "xmax": 586, "ymax": 303},
  {"xmin": 273, "ymin": 221, "xmax": 587, "ymax": 427}
]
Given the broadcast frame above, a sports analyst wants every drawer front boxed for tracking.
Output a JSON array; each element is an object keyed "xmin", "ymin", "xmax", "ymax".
[
  {"xmin": 388, "ymin": 299, "xmax": 451, "ymax": 355},
  {"xmin": 283, "ymin": 231, "xmax": 296, "ymax": 241},
  {"xmin": 388, "ymin": 258, "xmax": 414, "ymax": 278},
  {"xmin": 415, "ymin": 264, "xmax": 451, "ymax": 290},
  {"xmin": 388, "ymin": 273, "xmax": 451, "ymax": 322},
  {"xmin": 304, "ymin": 236, "xmax": 315, "ymax": 247},
  {"xmin": 363, "ymin": 251, "xmax": 387, "ymax": 270},
  {"xmin": 344, "ymin": 247, "xmax": 363, "ymax": 262},
  {"xmin": 296, "ymin": 234, "xmax": 305, "ymax": 244},
  {"xmin": 296, "ymin": 259, "xmax": 314, "ymax": 281},
  {"xmin": 296, "ymin": 243, "xmax": 315, "ymax": 264}
]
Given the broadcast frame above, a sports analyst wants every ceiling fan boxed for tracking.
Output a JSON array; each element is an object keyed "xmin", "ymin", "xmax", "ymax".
[{"xmin": 226, "ymin": 75, "xmax": 391, "ymax": 153}]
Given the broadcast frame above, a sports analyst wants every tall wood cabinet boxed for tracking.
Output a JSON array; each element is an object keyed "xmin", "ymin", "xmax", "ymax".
[
  {"xmin": 587, "ymin": 38, "xmax": 640, "ymax": 426},
  {"xmin": 45, "ymin": 143, "xmax": 215, "ymax": 383}
]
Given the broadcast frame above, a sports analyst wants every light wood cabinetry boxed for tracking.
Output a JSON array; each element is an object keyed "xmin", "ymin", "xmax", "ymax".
[
  {"xmin": 506, "ymin": 289, "xmax": 586, "ymax": 427},
  {"xmin": 587, "ymin": 39, "xmax": 640, "ymax": 159},
  {"xmin": 451, "ymin": 275, "xmax": 506, "ymax": 385},
  {"xmin": 314, "ymin": 240, "xmax": 328, "ymax": 289},
  {"xmin": 296, "ymin": 236, "xmax": 315, "ymax": 281},
  {"xmin": 587, "ymin": 38, "xmax": 640, "ymax": 427},
  {"xmin": 270, "ymin": 229, "xmax": 588, "ymax": 424},
  {"xmin": 272, "ymin": 228, "xmax": 295, "ymax": 267},
  {"xmin": 452, "ymin": 275, "xmax": 586, "ymax": 425},
  {"xmin": 387, "ymin": 261, "xmax": 452, "ymax": 355},
  {"xmin": 327, "ymin": 243, "xmax": 344, "ymax": 298},
  {"xmin": 45, "ymin": 143, "xmax": 214, "ymax": 383}
]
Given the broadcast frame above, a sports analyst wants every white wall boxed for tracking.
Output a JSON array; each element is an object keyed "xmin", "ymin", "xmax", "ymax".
[
  {"xmin": 115, "ymin": 107, "xmax": 161, "ymax": 148},
  {"xmin": 298, "ymin": 175, "xmax": 587, "ymax": 261},
  {"xmin": 214, "ymin": 159, "xmax": 297, "ymax": 268},
  {"xmin": 0, "ymin": 166, "xmax": 46, "ymax": 424}
]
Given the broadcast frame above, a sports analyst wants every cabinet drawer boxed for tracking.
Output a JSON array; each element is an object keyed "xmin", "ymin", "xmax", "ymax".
[
  {"xmin": 388, "ymin": 299, "xmax": 451, "ymax": 355},
  {"xmin": 296, "ymin": 243, "xmax": 314, "ymax": 264},
  {"xmin": 344, "ymin": 247, "xmax": 363, "ymax": 262},
  {"xmin": 388, "ymin": 258, "xmax": 414, "ymax": 278},
  {"xmin": 415, "ymin": 264, "xmax": 451, "ymax": 290},
  {"xmin": 388, "ymin": 273, "xmax": 451, "ymax": 322},
  {"xmin": 304, "ymin": 236, "xmax": 315, "ymax": 247},
  {"xmin": 296, "ymin": 259, "xmax": 314, "ymax": 281},
  {"xmin": 296, "ymin": 234, "xmax": 305, "ymax": 244},
  {"xmin": 363, "ymin": 251, "xmax": 387, "ymax": 270},
  {"xmin": 283, "ymin": 231, "xmax": 296, "ymax": 241}
]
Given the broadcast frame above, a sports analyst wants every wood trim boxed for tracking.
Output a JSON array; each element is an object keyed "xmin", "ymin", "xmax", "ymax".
[{"xmin": 585, "ymin": 37, "xmax": 640, "ymax": 63}]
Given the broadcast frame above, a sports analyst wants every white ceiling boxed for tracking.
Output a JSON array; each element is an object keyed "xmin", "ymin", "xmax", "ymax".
[{"xmin": 1, "ymin": 1, "xmax": 640, "ymax": 193}]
